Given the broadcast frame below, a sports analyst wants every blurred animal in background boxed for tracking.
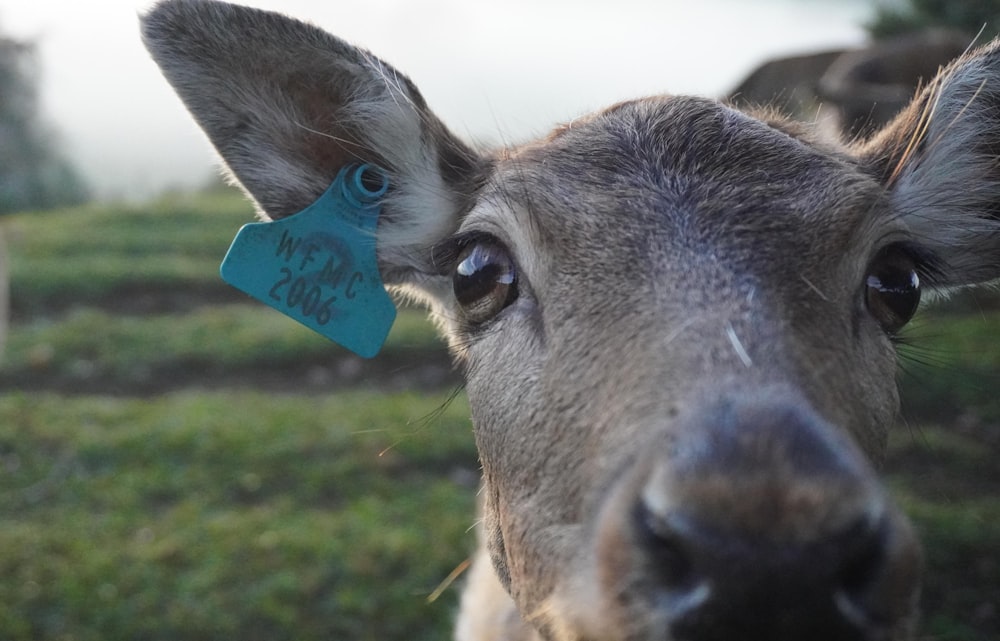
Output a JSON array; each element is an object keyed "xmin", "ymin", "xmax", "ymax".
[{"xmin": 729, "ymin": 29, "xmax": 971, "ymax": 139}]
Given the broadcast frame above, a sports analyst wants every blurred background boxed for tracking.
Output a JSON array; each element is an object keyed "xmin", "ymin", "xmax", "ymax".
[
  {"xmin": 0, "ymin": 1, "xmax": 998, "ymax": 640},
  {"xmin": 0, "ymin": 0, "xmax": 877, "ymax": 201}
]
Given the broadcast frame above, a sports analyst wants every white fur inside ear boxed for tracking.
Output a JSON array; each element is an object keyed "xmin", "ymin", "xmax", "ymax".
[
  {"xmin": 274, "ymin": 58, "xmax": 476, "ymax": 288},
  {"xmin": 300, "ymin": 57, "xmax": 472, "ymax": 287}
]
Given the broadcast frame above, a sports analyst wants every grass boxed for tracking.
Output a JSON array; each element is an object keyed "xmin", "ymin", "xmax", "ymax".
[
  {"xmin": 899, "ymin": 307, "xmax": 1000, "ymax": 423},
  {"xmin": 2, "ymin": 192, "xmax": 473, "ymax": 641},
  {"xmin": 0, "ymin": 304, "xmax": 445, "ymax": 393},
  {"xmin": 0, "ymin": 391, "xmax": 476, "ymax": 641},
  {"xmin": 885, "ymin": 425, "xmax": 1000, "ymax": 639},
  {"xmin": 1, "ymin": 190, "xmax": 999, "ymax": 640},
  {"xmin": 5, "ymin": 193, "xmax": 247, "ymax": 314}
]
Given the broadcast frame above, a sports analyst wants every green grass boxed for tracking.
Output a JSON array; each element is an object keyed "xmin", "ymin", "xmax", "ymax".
[
  {"xmin": 2, "ymin": 191, "xmax": 474, "ymax": 641},
  {"xmin": 899, "ymin": 307, "xmax": 1000, "ymax": 423},
  {"xmin": 1, "ymin": 191, "xmax": 999, "ymax": 640},
  {"xmin": 885, "ymin": 425, "xmax": 1000, "ymax": 639},
  {"xmin": 0, "ymin": 390, "xmax": 476, "ymax": 641},
  {"xmin": 0, "ymin": 304, "xmax": 443, "ymax": 392},
  {"xmin": 1, "ymin": 192, "xmax": 447, "ymax": 394},
  {"xmin": 4, "ymin": 193, "xmax": 252, "ymax": 314}
]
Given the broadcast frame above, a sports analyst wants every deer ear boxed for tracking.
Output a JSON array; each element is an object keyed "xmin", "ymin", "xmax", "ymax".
[
  {"xmin": 140, "ymin": 0, "xmax": 483, "ymax": 286},
  {"xmin": 858, "ymin": 38, "xmax": 1000, "ymax": 288}
]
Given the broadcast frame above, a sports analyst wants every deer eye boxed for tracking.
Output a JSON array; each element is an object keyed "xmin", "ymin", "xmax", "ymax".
[
  {"xmin": 864, "ymin": 246, "xmax": 921, "ymax": 335},
  {"xmin": 453, "ymin": 239, "xmax": 518, "ymax": 324}
]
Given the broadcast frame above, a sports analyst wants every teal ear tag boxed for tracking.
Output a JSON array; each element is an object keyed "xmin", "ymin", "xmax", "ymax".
[{"xmin": 220, "ymin": 164, "xmax": 396, "ymax": 358}]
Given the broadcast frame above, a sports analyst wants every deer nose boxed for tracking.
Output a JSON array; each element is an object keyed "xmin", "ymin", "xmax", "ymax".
[{"xmin": 597, "ymin": 398, "xmax": 922, "ymax": 640}]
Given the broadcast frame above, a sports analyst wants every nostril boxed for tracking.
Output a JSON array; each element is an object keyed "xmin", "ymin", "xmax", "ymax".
[
  {"xmin": 633, "ymin": 500, "xmax": 696, "ymax": 590},
  {"xmin": 630, "ymin": 499, "xmax": 715, "ymax": 622},
  {"xmin": 837, "ymin": 515, "xmax": 886, "ymax": 595},
  {"xmin": 833, "ymin": 513, "xmax": 913, "ymax": 630}
]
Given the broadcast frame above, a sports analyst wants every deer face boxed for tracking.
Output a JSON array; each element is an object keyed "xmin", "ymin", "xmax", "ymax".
[{"xmin": 448, "ymin": 97, "xmax": 921, "ymax": 640}]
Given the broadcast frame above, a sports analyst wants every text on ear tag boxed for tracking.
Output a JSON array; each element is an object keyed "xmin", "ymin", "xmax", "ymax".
[{"xmin": 220, "ymin": 164, "xmax": 397, "ymax": 358}]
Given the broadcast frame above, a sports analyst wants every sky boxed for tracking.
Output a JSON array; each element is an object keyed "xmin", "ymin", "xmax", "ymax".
[{"xmin": 0, "ymin": 0, "xmax": 873, "ymax": 200}]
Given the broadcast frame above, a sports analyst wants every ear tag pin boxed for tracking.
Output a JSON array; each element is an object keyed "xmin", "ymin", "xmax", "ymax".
[{"xmin": 220, "ymin": 164, "xmax": 397, "ymax": 358}]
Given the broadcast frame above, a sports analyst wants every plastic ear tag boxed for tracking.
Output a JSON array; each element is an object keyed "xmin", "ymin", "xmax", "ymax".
[{"xmin": 220, "ymin": 164, "xmax": 396, "ymax": 358}]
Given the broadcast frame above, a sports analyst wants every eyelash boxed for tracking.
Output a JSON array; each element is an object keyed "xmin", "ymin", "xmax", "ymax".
[{"xmin": 432, "ymin": 231, "xmax": 497, "ymax": 273}]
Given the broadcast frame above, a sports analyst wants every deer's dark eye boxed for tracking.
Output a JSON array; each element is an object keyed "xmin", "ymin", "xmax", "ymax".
[
  {"xmin": 865, "ymin": 246, "xmax": 921, "ymax": 335},
  {"xmin": 453, "ymin": 240, "xmax": 518, "ymax": 324}
]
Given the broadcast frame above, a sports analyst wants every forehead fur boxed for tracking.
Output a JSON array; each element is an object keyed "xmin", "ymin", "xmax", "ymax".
[{"xmin": 486, "ymin": 96, "xmax": 885, "ymax": 273}]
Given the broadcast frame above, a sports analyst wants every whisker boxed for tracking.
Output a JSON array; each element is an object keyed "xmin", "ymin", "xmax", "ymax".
[
  {"xmin": 726, "ymin": 323, "xmax": 753, "ymax": 368},
  {"xmin": 799, "ymin": 275, "xmax": 830, "ymax": 302},
  {"xmin": 426, "ymin": 557, "xmax": 471, "ymax": 604},
  {"xmin": 292, "ymin": 120, "xmax": 372, "ymax": 152}
]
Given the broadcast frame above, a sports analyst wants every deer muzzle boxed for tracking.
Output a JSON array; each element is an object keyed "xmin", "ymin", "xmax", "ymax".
[{"xmin": 585, "ymin": 395, "xmax": 922, "ymax": 641}]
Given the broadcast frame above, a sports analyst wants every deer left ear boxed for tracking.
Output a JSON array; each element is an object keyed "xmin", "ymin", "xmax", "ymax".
[
  {"xmin": 858, "ymin": 38, "xmax": 1000, "ymax": 289},
  {"xmin": 141, "ymin": 0, "xmax": 485, "ymax": 292}
]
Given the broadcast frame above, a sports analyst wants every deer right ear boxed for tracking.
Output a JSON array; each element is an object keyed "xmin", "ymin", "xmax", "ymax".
[
  {"xmin": 140, "ymin": 0, "xmax": 484, "ymax": 291},
  {"xmin": 858, "ymin": 38, "xmax": 1000, "ymax": 289}
]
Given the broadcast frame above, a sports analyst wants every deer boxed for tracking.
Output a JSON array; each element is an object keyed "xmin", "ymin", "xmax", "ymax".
[
  {"xmin": 141, "ymin": 2, "xmax": 1000, "ymax": 640},
  {"xmin": 729, "ymin": 29, "xmax": 972, "ymax": 140}
]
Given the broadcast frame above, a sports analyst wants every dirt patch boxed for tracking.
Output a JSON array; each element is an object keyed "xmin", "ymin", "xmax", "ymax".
[
  {"xmin": 0, "ymin": 347, "xmax": 459, "ymax": 397},
  {"xmin": 9, "ymin": 282, "xmax": 247, "ymax": 321}
]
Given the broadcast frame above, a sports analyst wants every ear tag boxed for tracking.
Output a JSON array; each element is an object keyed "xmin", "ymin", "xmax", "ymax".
[{"xmin": 220, "ymin": 164, "xmax": 396, "ymax": 358}]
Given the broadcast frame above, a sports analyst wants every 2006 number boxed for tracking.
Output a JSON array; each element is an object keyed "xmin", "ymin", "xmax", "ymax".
[{"xmin": 269, "ymin": 268, "xmax": 335, "ymax": 325}]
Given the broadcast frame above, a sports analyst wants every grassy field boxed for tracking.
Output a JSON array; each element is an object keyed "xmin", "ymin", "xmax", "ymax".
[{"xmin": 0, "ymin": 192, "xmax": 998, "ymax": 640}]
